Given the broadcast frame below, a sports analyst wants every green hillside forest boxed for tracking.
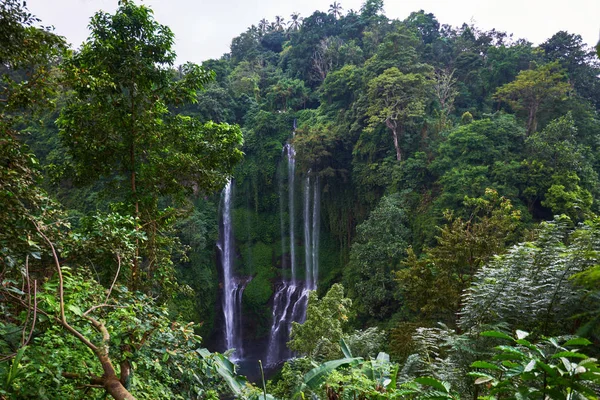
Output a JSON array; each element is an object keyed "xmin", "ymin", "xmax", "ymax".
[{"xmin": 2, "ymin": 0, "xmax": 600, "ymax": 398}]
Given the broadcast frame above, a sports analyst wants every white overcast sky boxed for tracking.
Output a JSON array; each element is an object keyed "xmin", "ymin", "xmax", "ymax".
[{"xmin": 27, "ymin": 0, "xmax": 600, "ymax": 65}]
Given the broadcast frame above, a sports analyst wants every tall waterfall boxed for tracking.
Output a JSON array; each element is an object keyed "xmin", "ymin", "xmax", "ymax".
[
  {"xmin": 219, "ymin": 181, "xmax": 246, "ymax": 360},
  {"xmin": 285, "ymin": 143, "xmax": 297, "ymax": 282},
  {"xmin": 303, "ymin": 175, "xmax": 320, "ymax": 290},
  {"xmin": 266, "ymin": 141, "xmax": 320, "ymax": 365}
]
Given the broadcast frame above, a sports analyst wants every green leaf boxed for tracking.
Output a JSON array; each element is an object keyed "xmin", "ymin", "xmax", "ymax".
[
  {"xmin": 481, "ymin": 331, "xmax": 514, "ymax": 341},
  {"xmin": 471, "ymin": 361, "xmax": 501, "ymax": 370},
  {"xmin": 340, "ymin": 338, "xmax": 353, "ymax": 358},
  {"xmin": 551, "ymin": 351, "xmax": 589, "ymax": 360},
  {"xmin": 494, "ymin": 346, "xmax": 527, "ymax": 359},
  {"xmin": 301, "ymin": 357, "xmax": 363, "ymax": 391},
  {"xmin": 414, "ymin": 377, "xmax": 450, "ymax": 393},
  {"xmin": 563, "ymin": 338, "xmax": 592, "ymax": 347},
  {"xmin": 535, "ymin": 360, "xmax": 558, "ymax": 377},
  {"xmin": 67, "ymin": 304, "xmax": 83, "ymax": 317}
]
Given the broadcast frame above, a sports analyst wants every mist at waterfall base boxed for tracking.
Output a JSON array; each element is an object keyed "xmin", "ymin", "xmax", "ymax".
[{"xmin": 215, "ymin": 140, "xmax": 321, "ymax": 381}]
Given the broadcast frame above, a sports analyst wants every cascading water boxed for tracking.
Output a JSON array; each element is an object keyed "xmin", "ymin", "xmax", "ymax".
[
  {"xmin": 285, "ymin": 143, "xmax": 297, "ymax": 282},
  {"xmin": 311, "ymin": 176, "xmax": 320, "ymax": 290},
  {"xmin": 219, "ymin": 180, "xmax": 246, "ymax": 360},
  {"xmin": 266, "ymin": 138, "xmax": 321, "ymax": 365}
]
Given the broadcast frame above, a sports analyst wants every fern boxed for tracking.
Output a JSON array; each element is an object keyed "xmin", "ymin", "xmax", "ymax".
[{"xmin": 460, "ymin": 217, "xmax": 598, "ymax": 336}]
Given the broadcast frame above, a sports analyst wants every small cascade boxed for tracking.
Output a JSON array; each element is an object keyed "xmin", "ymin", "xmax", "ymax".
[
  {"xmin": 219, "ymin": 180, "xmax": 245, "ymax": 360},
  {"xmin": 266, "ymin": 134, "xmax": 321, "ymax": 365}
]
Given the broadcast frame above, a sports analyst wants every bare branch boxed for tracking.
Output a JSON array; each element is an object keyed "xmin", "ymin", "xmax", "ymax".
[
  {"xmin": 32, "ymin": 220, "xmax": 98, "ymax": 352},
  {"xmin": 106, "ymin": 253, "xmax": 121, "ymax": 302}
]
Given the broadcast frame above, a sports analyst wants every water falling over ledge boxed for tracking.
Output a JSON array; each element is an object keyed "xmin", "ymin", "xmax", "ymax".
[
  {"xmin": 219, "ymin": 180, "xmax": 246, "ymax": 360},
  {"xmin": 265, "ymin": 141, "xmax": 321, "ymax": 366}
]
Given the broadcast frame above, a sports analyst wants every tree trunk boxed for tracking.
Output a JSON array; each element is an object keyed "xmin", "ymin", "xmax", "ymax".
[
  {"xmin": 527, "ymin": 102, "xmax": 539, "ymax": 136},
  {"xmin": 130, "ymin": 143, "xmax": 139, "ymax": 291},
  {"xmin": 393, "ymin": 128, "xmax": 402, "ymax": 161},
  {"xmin": 386, "ymin": 118, "xmax": 402, "ymax": 161}
]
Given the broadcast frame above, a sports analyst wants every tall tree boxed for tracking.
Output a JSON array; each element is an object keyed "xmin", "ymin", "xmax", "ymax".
[
  {"xmin": 493, "ymin": 62, "xmax": 571, "ymax": 135},
  {"xmin": 273, "ymin": 15, "xmax": 285, "ymax": 31},
  {"xmin": 365, "ymin": 67, "xmax": 430, "ymax": 161},
  {"xmin": 288, "ymin": 12, "xmax": 302, "ymax": 31},
  {"xmin": 57, "ymin": 1, "xmax": 243, "ymax": 292},
  {"xmin": 258, "ymin": 18, "xmax": 269, "ymax": 34},
  {"xmin": 344, "ymin": 193, "xmax": 410, "ymax": 320},
  {"xmin": 328, "ymin": 2, "xmax": 343, "ymax": 19},
  {"xmin": 288, "ymin": 284, "xmax": 352, "ymax": 360},
  {"xmin": 397, "ymin": 189, "xmax": 521, "ymax": 323}
]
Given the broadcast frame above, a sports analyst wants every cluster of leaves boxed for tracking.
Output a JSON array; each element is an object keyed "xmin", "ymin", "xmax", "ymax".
[
  {"xmin": 470, "ymin": 330, "xmax": 600, "ymax": 399},
  {"xmin": 460, "ymin": 216, "xmax": 600, "ymax": 336}
]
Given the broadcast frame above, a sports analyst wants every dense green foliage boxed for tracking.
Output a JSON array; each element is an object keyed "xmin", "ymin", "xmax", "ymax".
[{"xmin": 2, "ymin": 0, "xmax": 600, "ymax": 398}]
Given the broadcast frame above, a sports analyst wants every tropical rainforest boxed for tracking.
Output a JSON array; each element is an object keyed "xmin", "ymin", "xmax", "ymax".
[{"xmin": 1, "ymin": 0, "xmax": 600, "ymax": 398}]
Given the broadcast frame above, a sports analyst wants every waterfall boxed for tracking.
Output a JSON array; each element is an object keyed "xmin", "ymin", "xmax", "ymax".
[
  {"xmin": 219, "ymin": 180, "xmax": 245, "ymax": 360},
  {"xmin": 311, "ymin": 176, "xmax": 320, "ymax": 290},
  {"xmin": 266, "ymin": 136, "xmax": 321, "ymax": 365},
  {"xmin": 303, "ymin": 176, "xmax": 312, "ymax": 287},
  {"xmin": 286, "ymin": 144, "xmax": 297, "ymax": 282}
]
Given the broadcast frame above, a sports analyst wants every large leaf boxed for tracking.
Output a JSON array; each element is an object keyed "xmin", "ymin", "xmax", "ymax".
[
  {"xmin": 563, "ymin": 338, "xmax": 592, "ymax": 347},
  {"xmin": 551, "ymin": 351, "xmax": 589, "ymax": 360},
  {"xmin": 471, "ymin": 361, "xmax": 501, "ymax": 370},
  {"xmin": 301, "ymin": 357, "xmax": 363, "ymax": 391},
  {"xmin": 481, "ymin": 330, "xmax": 514, "ymax": 341},
  {"xmin": 197, "ymin": 349, "xmax": 247, "ymax": 395},
  {"xmin": 340, "ymin": 337, "xmax": 353, "ymax": 358},
  {"xmin": 414, "ymin": 376, "xmax": 451, "ymax": 393}
]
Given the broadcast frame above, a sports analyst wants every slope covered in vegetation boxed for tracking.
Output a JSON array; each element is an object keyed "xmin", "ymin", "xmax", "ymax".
[{"xmin": 1, "ymin": 0, "xmax": 600, "ymax": 398}]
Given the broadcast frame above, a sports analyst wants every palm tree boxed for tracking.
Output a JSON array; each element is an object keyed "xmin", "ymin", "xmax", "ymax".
[
  {"xmin": 274, "ymin": 15, "xmax": 285, "ymax": 31},
  {"xmin": 287, "ymin": 12, "xmax": 302, "ymax": 31},
  {"xmin": 328, "ymin": 2, "xmax": 343, "ymax": 19},
  {"xmin": 258, "ymin": 18, "xmax": 269, "ymax": 34}
]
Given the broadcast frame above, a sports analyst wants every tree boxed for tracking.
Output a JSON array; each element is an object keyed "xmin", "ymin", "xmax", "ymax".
[
  {"xmin": 460, "ymin": 216, "xmax": 599, "ymax": 336},
  {"xmin": 344, "ymin": 193, "xmax": 410, "ymax": 320},
  {"xmin": 273, "ymin": 15, "xmax": 285, "ymax": 31},
  {"xmin": 311, "ymin": 36, "xmax": 344, "ymax": 82},
  {"xmin": 288, "ymin": 12, "xmax": 302, "ymax": 31},
  {"xmin": 397, "ymin": 189, "xmax": 521, "ymax": 323},
  {"xmin": 0, "ymin": 0, "xmax": 66, "ymax": 266},
  {"xmin": 0, "ymin": 0, "xmax": 65, "ymax": 118},
  {"xmin": 57, "ymin": 1, "xmax": 243, "ymax": 292},
  {"xmin": 541, "ymin": 31, "xmax": 600, "ymax": 107},
  {"xmin": 520, "ymin": 114, "xmax": 597, "ymax": 219},
  {"xmin": 258, "ymin": 18, "xmax": 269, "ymax": 34},
  {"xmin": 288, "ymin": 284, "xmax": 352, "ymax": 360},
  {"xmin": 265, "ymin": 78, "xmax": 309, "ymax": 111},
  {"xmin": 366, "ymin": 67, "xmax": 430, "ymax": 161},
  {"xmin": 328, "ymin": 2, "xmax": 343, "ymax": 19},
  {"xmin": 493, "ymin": 62, "xmax": 570, "ymax": 135},
  {"xmin": 430, "ymin": 114, "xmax": 526, "ymax": 212},
  {"xmin": 360, "ymin": 0, "xmax": 384, "ymax": 21},
  {"xmin": 432, "ymin": 69, "xmax": 458, "ymax": 132}
]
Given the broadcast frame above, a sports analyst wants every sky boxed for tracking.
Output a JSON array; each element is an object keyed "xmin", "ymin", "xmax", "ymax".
[{"xmin": 27, "ymin": 0, "xmax": 600, "ymax": 65}]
